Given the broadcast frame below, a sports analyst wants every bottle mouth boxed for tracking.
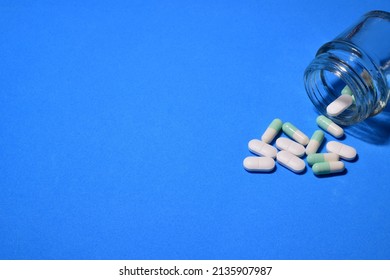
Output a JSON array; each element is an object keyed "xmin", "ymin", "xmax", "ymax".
[{"xmin": 304, "ymin": 46, "xmax": 381, "ymax": 126}]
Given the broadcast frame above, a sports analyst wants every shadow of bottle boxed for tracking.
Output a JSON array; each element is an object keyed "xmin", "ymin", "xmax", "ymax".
[{"xmin": 344, "ymin": 105, "xmax": 390, "ymax": 145}]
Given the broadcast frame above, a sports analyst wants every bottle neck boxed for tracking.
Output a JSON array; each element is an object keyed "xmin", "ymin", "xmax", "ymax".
[{"xmin": 304, "ymin": 41, "xmax": 389, "ymax": 126}]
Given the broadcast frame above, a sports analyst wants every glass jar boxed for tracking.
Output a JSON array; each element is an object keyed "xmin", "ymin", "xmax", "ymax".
[{"xmin": 304, "ymin": 10, "xmax": 390, "ymax": 126}]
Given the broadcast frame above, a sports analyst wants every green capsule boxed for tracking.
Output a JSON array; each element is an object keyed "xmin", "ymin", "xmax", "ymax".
[
  {"xmin": 316, "ymin": 115, "xmax": 344, "ymax": 138},
  {"xmin": 341, "ymin": 85, "xmax": 355, "ymax": 103},
  {"xmin": 261, "ymin": 118, "xmax": 283, "ymax": 143},
  {"xmin": 341, "ymin": 85, "xmax": 353, "ymax": 96},
  {"xmin": 282, "ymin": 122, "xmax": 309, "ymax": 146}
]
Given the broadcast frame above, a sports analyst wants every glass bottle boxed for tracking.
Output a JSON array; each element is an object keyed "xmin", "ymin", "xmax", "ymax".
[{"xmin": 304, "ymin": 10, "xmax": 390, "ymax": 126}]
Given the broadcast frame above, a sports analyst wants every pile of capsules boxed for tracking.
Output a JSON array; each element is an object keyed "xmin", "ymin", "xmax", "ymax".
[{"xmin": 243, "ymin": 93, "xmax": 357, "ymax": 175}]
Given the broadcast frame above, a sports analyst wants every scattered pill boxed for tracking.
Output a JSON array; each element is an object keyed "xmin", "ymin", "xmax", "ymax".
[
  {"xmin": 243, "ymin": 156, "xmax": 275, "ymax": 172},
  {"xmin": 245, "ymin": 112, "xmax": 360, "ymax": 176},
  {"xmin": 282, "ymin": 122, "xmax": 309, "ymax": 146},
  {"xmin": 276, "ymin": 150, "xmax": 306, "ymax": 173},
  {"xmin": 276, "ymin": 137, "xmax": 305, "ymax": 157},
  {"xmin": 326, "ymin": 141, "xmax": 357, "ymax": 161},
  {"xmin": 248, "ymin": 139, "xmax": 277, "ymax": 158},
  {"xmin": 261, "ymin": 118, "xmax": 283, "ymax": 143},
  {"xmin": 306, "ymin": 130, "xmax": 325, "ymax": 155},
  {"xmin": 306, "ymin": 153, "xmax": 339, "ymax": 166},
  {"xmin": 312, "ymin": 161, "xmax": 345, "ymax": 175},
  {"xmin": 316, "ymin": 115, "xmax": 344, "ymax": 138},
  {"xmin": 326, "ymin": 94, "xmax": 353, "ymax": 117}
]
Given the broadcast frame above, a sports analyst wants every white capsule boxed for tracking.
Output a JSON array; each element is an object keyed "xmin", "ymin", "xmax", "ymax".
[
  {"xmin": 276, "ymin": 150, "xmax": 306, "ymax": 173},
  {"xmin": 275, "ymin": 137, "xmax": 305, "ymax": 157},
  {"xmin": 326, "ymin": 94, "xmax": 353, "ymax": 117},
  {"xmin": 243, "ymin": 156, "xmax": 275, "ymax": 172},
  {"xmin": 326, "ymin": 141, "xmax": 357, "ymax": 161},
  {"xmin": 248, "ymin": 139, "xmax": 277, "ymax": 158}
]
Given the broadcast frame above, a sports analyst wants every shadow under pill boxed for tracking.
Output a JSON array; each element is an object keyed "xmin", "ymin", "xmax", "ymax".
[
  {"xmin": 347, "ymin": 153, "xmax": 359, "ymax": 163},
  {"xmin": 336, "ymin": 133, "xmax": 346, "ymax": 141},
  {"xmin": 276, "ymin": 163, "xmax": 307, "ymax": 175},
  {"xmin": 244, "ymin": 167, "xmax": 277, "ymax": 174}
]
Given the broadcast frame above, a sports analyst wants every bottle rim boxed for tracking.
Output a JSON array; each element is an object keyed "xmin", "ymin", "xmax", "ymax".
[
  {"xmin": 365, "ymin": 10, "xmax": 390, "ymax": 20},
  {"xmin": 304, "ymin": 52, "xmax": 373, "ymax": 126}
]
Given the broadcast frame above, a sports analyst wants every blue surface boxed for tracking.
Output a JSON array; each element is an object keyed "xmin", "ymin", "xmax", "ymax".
[{"xmin": 1, "ymin": 1, "xmax": 390, "ymax": 259}]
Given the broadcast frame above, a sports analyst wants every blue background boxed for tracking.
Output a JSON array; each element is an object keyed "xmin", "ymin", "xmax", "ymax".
[{"xmin": 1, "ymin": 0, "xmax": 390, "ymax": 259}]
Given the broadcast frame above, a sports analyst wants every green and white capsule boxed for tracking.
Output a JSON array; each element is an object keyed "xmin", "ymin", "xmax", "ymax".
[
  {"xmin": 312, "ymin": 161, "xmax": 345, "ymax": 175},
  {"xmin": 306, "ymin": 153, "xmax": 339, "ymax": 166},
  {"xmin": 341, "ymin": 85, "xmax": 353, "ymax": 96},
  {"xmin": 316, "ymin": 115, "xmax": 344, "ymax": 138},
  {"xmin": 282, "ymin": 122, "xmax": 309, "ymax": 146},
  {"xmin": 341, "ymin": 85, "xmax": 356, "ymax": 103},
  {"xmin": 305, "ymin": 130, "xmax": 324, "ymax": 155},
  {"xmin": 261, "ymin": 118, "xmax": 283, "ymax": 143}
]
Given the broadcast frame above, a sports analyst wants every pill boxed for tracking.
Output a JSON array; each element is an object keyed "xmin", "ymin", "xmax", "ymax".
[
  {"xmin": 306, "ymin": 153, "xmax": 339, "ymax": 166},
  {"xmin": 261, "ymin": 118, "xmax": 283, "ymax": 143},
  {"xmin": 243, "ymin": 156, "xmax": 275, "ymax": 172},
  {"xmin": 326, "ymin": 141, "xmax": 357, "ymax": 161},
  {"xmin": 248, "ymin": 139, "xmax": 277, "ymax": 158},
  {"xmin": 316, "ymin": 115, "xmax": 344, "ymax": 138},
  {"xmin": 282, "ymin": 122, "xmax": 309, "ymax": 146},
  {"xmin": 312, "ymin": 161, "xmax": 345, "ymax": 175},
  {"xmin": 305, "ymin": 130, "xmax": 324, "ymax": 155},
  {"xmin": 341, "ymin": 85, "xmax": 355, "ymax": 102},
  {"xmin": 276, "ymin": 150, "xmax": 306, "ymax": 173},
  {"xmin": 276, "ymin": 137, "xmax": 305, "ymax": 157},
  {"xmin": 326, "ymin": 94, "xmax": 353, "ymax": 117},
  {"xmin": 341, "ymin": 85, "xmax": 353, "ymax": 96}
]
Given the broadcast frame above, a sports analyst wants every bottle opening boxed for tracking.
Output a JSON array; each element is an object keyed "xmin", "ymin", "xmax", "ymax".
[
  {"xmin": 304, "ymin": 12, "xmax": 390, "ymax": 126},
  {"xmin": 304, "ymin": 54, "xmax": 372, "ymax": 126}
]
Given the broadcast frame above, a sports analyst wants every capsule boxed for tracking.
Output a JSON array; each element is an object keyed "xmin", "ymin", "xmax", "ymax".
[
  {"xmin": 306, "ymin": 153, "xmax": 339, "ymax": 166},
  {"xmin": 275, "ymin": 137, "xmax": 305, "ymax": 157},
  {"xmin": 305, "ymin": 130, "xmax": 324, "ymax": 155},
  {"xmin": 312, "ymin": 161, "xmax": 345, "ymax": 175},
  {"xmin": 282, "ymin": 122, "xmax": 309, "ymax": 146},
  {"xmin": 341, "ymin": 85, "xmax": 353, "ymax": 96},
  {"xmin": 243, "ymin": 156, "xmax": 275, "ymax": 172},
  {"xmin": 248, "ymin": 139, "xmax": 277, "ymax": 158},
  {"xmin": 316, "ymin": 115, "xmax": 344, "ymax": 138},
  {"xmin": 261, "ymin": 118, "xmax": 283, "ymax": 143},
  {"xmin": 326, "ymin": 94, "xmax": 353, "ymax": 117},
  {"xmin": 276, "ymin": 150, "xmax": 306, "ymax": 173},
  {"xmin": 341, "ymin": 85, "xmax": 355, "ymax": 102},
  {"xmin": 326, "ymin": 141, "xmax": 357, "ymax": 161}
]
